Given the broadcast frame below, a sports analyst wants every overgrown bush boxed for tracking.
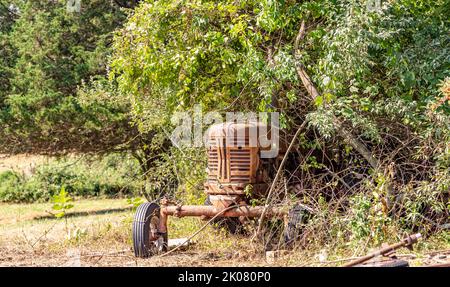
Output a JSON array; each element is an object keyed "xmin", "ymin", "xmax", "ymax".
[
  {"xmin": 0, "ymin": 170, "xmax": 23, "ymax": 202},
  {"xmin": 109, "ymin": 0, "xmax": 449, "ymax": 248},
  {"xmin": 0, "ymin": 154, "xmax": 142, "ymax": 203}
]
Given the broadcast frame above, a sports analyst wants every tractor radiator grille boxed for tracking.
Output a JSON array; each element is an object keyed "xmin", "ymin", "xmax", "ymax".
[
  {"xmin": 207, "ymin": 147, "xmax": 254, "ymax": 184},
  {"xmin": 207, "ymin": 148, "xmax": 219, "ymax": 182},
  {"xmin": 229, "ymin": 149, "xmax": 251, "ymax": 183}
]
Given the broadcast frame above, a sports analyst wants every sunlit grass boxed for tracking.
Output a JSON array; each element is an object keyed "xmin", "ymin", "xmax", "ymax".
[{"xmin": 1, "ymin": 198, "xmax": 448, "ymax": 266}]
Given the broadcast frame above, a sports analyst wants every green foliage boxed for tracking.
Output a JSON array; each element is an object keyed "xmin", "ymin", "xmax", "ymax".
[
  {"xmin": 0, "ymin": 1, "xmax": 17, "ymax": 101},
  {"xmin": 51, "ymin": 186, "xmax": 74, "ymax": 218},
  {"xmin": 348, "ymin": 192, "xmax": 391, "ymax": 245},
  {"xmin": 0, "ymin": 154, "xmax": 142, "ymax": 203},
  {"xmin": 109, "ymin": 0, "xmax": 449, "ymax": 145},
  {"xmin": 348, "ymin": 194, "xmax": 372, "ymax": 241},
  {"xmin": 127, "ymin": 197, "xmax": 144, "ymax": 211},
  {"xmin": 127, "ymin": 144, "xmax": 207, "ymax": 205},
  {"xmin": 0, "ymin": 0, "xmax": 137, "ymax": 155},
  {"xmin": 110, "ymin": 0, "xmax": 309, "ymax": 133},
  {"xmin": 109, "ymin": 0, "xmax": 320, "ymax": 200},
  {"xmin": 306, "ymin": 0, "xmax": 449, "ymax": 140},
  {"xmin": 399, "ymin": 169, "xmax": 449, "ymax": 232},
  {"xmin": 109, "ymin": 0, "xmax": 449, "ymax": 226},
  {"xmin": 0, "ymin": 170, "xmax": 22, "ymax": 202},
  {"xmin": 0, "ymin": 0, "xmax": 448, "ymax": 248}
]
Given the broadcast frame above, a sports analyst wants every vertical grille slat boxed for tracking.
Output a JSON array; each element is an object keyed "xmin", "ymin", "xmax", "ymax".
[{"xmin": 207, "ymin": 123, "xmax": 261, "ymax": 186}]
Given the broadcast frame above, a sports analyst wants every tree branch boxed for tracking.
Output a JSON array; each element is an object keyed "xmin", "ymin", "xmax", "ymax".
[{"xmin": 293, "ymin": 20, "xmax": 379, "ymax": 170}]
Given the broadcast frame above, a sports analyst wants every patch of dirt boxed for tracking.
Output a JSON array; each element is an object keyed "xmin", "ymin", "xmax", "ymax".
[
  {"xmin": 0, "ymin": 245, "xmax": 269, "ymax": 267},
  {"xmin": 1, "ymin": 245, "xmax": 448, "ymax": 267},
  {"xmin": 0, "ymin": 154, "xmax": 49, "ymax": 174}
]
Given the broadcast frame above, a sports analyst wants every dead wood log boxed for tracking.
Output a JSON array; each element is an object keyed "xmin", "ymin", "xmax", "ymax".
[{"xmin": 293, "ymin": 20, "xmax": 379, "ymax": 170}]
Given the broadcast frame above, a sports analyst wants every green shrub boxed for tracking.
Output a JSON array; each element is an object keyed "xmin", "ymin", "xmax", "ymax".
[
  {"xmin": 0, "ymin": 170, "xmax": 23, "ymax": 202},
  {"xmin": 0, "ymin": 154, "xmax": 142, "ymax": 203}
]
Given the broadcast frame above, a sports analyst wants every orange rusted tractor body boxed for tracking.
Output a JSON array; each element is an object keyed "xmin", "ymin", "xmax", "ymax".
[
  {"xmin": 132, "ymin": 122, "xmax": 287, "ymax": 258},
  {"xmin": 204, "ymin": 122, "xmax": 276, "ymax": 209}
]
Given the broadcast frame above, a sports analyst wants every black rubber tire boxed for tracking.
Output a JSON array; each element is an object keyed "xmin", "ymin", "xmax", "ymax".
[
  {"xmin": 283, "ymin": 203, "xmax": 310, "ymax": 246},
  {"xmin": 205, "ymin": 196, "xmax": 243, "ymax": 234},
  {"xmin": 378, "ymin": 259, "xmax": 410, "ymax": 267},
  {"xmin": 357, "ymin": 259, "xmax": 410, "ymax": 267},
  {"xmin": 132, "ymin": 202, "xmax": 167, "ymax": 258}
]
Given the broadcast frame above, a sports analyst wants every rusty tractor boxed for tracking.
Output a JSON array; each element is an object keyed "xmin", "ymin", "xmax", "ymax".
[{"xmin": 132, "ymin": 122, "xmax": 306, "ymax": 258}]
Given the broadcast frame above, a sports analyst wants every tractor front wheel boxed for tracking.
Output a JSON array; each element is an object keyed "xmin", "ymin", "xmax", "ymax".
[{"xmin": 132, "ymin": 202, "xmax": 168, "ymax": 258}]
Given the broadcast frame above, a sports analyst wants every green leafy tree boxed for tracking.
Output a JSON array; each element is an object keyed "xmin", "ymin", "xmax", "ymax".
[
  {"xmin": 0, "ymin": 0, "xmax": 143, "ymax": 155},
  {"xmin": 110, "ymin": 0, "xmax": 449, "ymax": 234},
  {"xmin": 0, "ymin": 1, "xmax": 18, "ymax": 102}
]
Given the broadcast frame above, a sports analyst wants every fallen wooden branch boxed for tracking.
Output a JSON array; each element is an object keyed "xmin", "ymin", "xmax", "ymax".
[
  {"xmin": 424, "ymin": 262, "xmax": 450, "ymax": 267},
  {"xmin": 343, "ymin": 233, "xmax": 422, "ymax": 267}
]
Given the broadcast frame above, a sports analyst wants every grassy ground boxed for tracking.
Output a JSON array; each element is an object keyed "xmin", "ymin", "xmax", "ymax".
[
  {"xmin": 1, "ymin": 154, "xmax": 448, "ymax": 266},
  {"xmin": 0, "ymin": 198, "xmax": 269, "ymax": 266},
  {"xmin": 0, "ymin": 197, "xmax": 448, "ymax": 266}
]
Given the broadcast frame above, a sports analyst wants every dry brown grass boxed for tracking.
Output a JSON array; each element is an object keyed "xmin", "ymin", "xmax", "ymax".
[
  {"xmin": 0, "ymin": 198, "xmax": 270, "ymax": 266},
  {"xmin": 0, "ymin": 197, "xmax": 448, "ymax": 266}
]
